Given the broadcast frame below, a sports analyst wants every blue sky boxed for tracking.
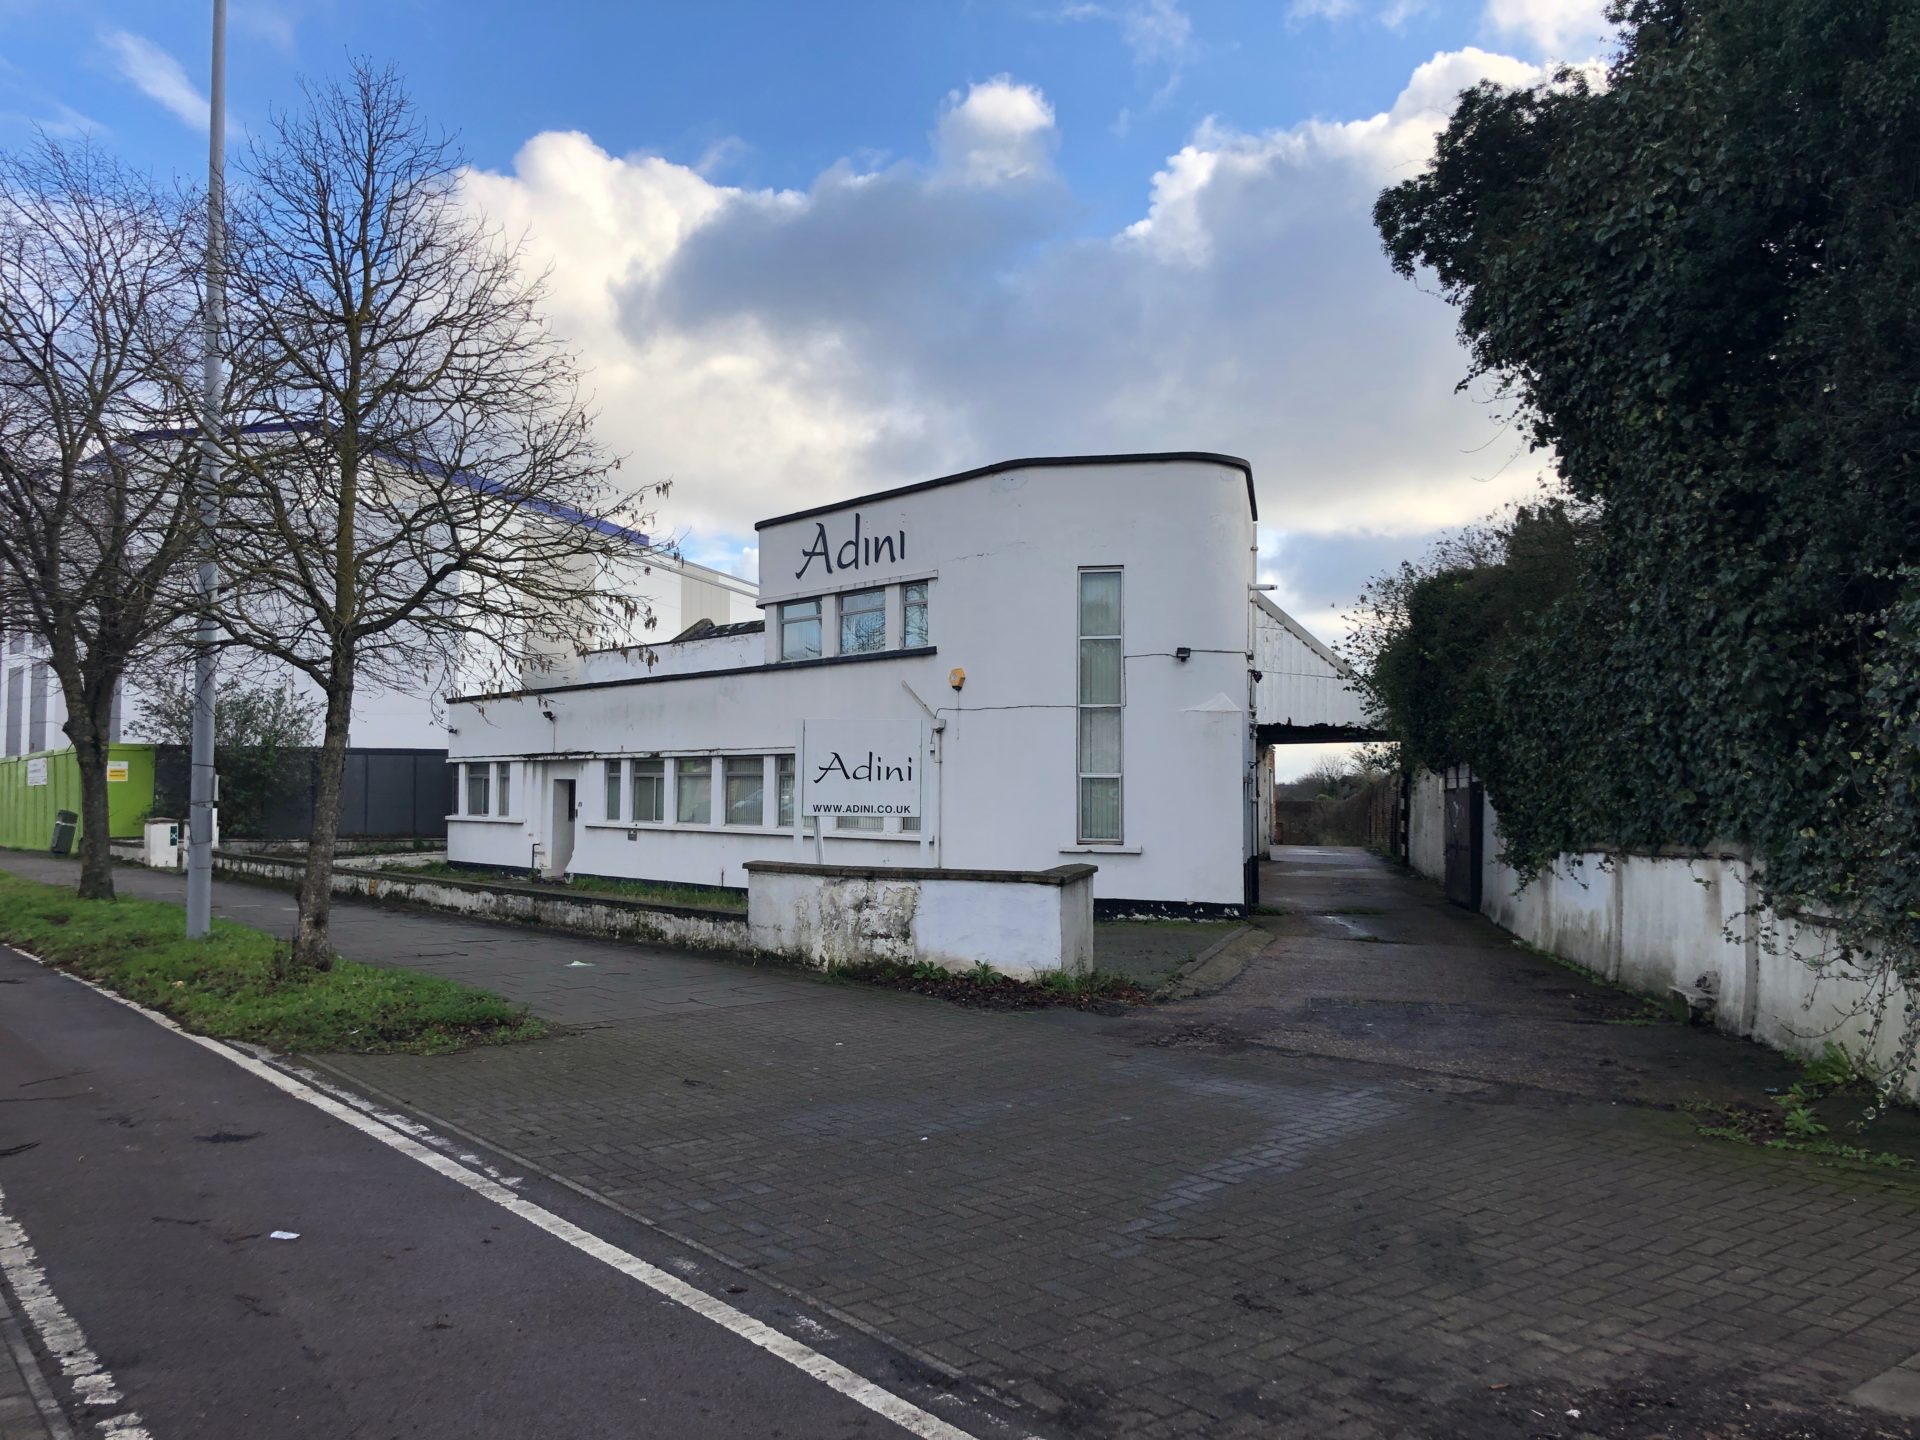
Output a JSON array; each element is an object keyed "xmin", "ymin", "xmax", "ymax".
[{"xmin": 2, "ymin": 0, "xmax": 1613, "ymax": 776}]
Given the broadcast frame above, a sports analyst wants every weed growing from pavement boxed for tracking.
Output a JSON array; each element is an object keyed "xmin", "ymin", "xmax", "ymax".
[
  {"xmin": 0, "ymin": 872, "xmax": 543, "ymax": 1053},
  {"xmin": 1694, "ymin": 1043, "xmax": 1915, "ymax": 1170},
  {"xmin": 380, "ymin": 859, "xmax": 746, "ymax": 911},
  {"xmin": 832, "ymin": 958, "xmax": 1151, "ymax": 1010}
]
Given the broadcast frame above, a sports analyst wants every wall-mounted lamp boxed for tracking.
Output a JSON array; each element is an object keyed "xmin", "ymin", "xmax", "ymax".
[
  {"xmin": 948, "ymin": 666, "xmax": 966, "ymax": 691},
  {"xmin": 1175, "ymin": 647, "xmax": 1192, "ymax": 663}
]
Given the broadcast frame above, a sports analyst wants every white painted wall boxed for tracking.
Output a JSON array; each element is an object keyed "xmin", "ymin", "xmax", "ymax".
[
  {"xmin": 1409, "ymin": 772, "xmax": 1916, "ymax": 1088},
  {"xmin": 746, "ymin": 863, "xmax": 1094, "ymax": 978},
  {"xmin": 448, "ymin": 456, "xmax": 1259, "ymax": 909},
  {"xmin": 1407, "ymin": 768, "xmax": 1445, "ymax": 882}
]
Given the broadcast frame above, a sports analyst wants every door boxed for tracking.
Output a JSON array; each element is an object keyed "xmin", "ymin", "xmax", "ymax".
[
  {"xmin": 547, "ymin": 778, "xmax": 577, "ymax": 878},
  {"xmin": 1442, "ymin": 773, "xmax": 1483, "ymax": 910}
]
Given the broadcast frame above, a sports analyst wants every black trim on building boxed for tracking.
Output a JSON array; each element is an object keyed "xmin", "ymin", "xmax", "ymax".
[
  {"xmin": 450, "ymin": 645, "xmax": 939, "ymax": 706},
  {"xmin": 753, "ymin": 452, "xmax": 1257, "ymax": 530}
]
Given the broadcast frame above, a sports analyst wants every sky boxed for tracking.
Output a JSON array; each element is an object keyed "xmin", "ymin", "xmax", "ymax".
[{"xmin": 1, "ymin": 0, "xmax": 1615, "ymax": 774}]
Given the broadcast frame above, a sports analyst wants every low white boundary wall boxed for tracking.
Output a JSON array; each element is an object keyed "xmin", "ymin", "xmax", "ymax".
[
  {"xmin": 745, "ymin": 861, "xmax": 1096, "ymax": 979},
  {"xmin": 204, "ymin": 849, "xmax": 750, "ymax": 952},
  {"xmin": 1408, "ymin": 776, "xmax": 1913, "ymax": 1083}
]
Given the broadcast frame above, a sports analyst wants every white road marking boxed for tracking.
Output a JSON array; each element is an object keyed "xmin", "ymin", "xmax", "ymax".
[
  {"xmin": 5, "ymin": 948, "xmax": 984, "ymax": 1440},
  {"xmin": 0, "ymin": 1175, "xmax": 150, "ymax": 1439}
]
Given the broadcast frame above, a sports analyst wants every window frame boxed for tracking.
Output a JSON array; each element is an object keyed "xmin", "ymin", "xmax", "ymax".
[
  {"xmin": 674, "ymin": 756, "xmax": 713, "ymax": 826},
  {"xmin": 631, "ymin": 758, "xmax": 665, "ymax": 824},
  {"xmin": 780, "ymin": 599, "xmax": 823, "ymax": 662},
  {"xmin": 723, "ymin": 755, "xmax": 767, "ymax": 827},
  {"xmin": 838, "ymin": 587, "xmax": 888, "ymax": 655},
  {"xmin": 495, "ymin": 762, "xmax": 512, "ymax": 817},
  {"xmin": 465, "ymin": 761, "xmax": 491, "ymax": 817},
  {"xmin": 604, "ymin": 758, "xmax": 623, "ymax": 822},
  {"xmin": 776, "ymin": 753, "xmax": 795, "ymax": 828},
  {"xmin": 1076, "ymin": 567, "xmax": 1124, "ymax": 844},
  {"xmin": 902, "ymin": 581, "xmax": 929, "ymax": 649}
]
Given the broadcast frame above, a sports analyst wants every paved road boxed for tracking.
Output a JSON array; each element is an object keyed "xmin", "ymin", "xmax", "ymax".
[
  {"xmin": 5, "ymin": 849, "xmax": 1920, "ymax": 1438},
  {"xmin": 0, "ymin": 941, "xmax": 1027, "ymax": 1439}
]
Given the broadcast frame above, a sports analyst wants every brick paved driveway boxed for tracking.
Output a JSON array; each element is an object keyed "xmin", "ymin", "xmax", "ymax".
[{"xmin": 9, "ymin": 849, "xmax": 1920, "ymax": 1437}]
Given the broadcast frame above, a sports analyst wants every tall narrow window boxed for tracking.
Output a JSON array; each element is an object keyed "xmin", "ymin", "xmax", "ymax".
[
  {"xmin": 1077, "ymin": 568, "xmax": 1123, "ymax": 843},
  {"xmin": 903, "ymin": 582, "xmax": 929, "ymax": 648},
  {"xmin": 776, "ymin": 754, "xmax": 795, "ymax": 827},
  {"xmin": 465, "ymin": 762, "xmax": 491, "ymax": 817},
  {"xmin": 839, "ymin": 588, "xmax": 886, "ymax": 654},
  {"xmin": 781, "ymin": 600, "xmax": 822, "ymax": 661},
  {"xmin": 676, "ymin": 757, "xmax": 712, "ymax": 824},
  {"xmin": 604, "ymin": 759, "xmax": 623, "ymax": 821},
  {"xmin": 26, "ymin": 662, "xmax": 47, "ymax": 752},
  {"xmin": 631, "ymin": 758, "xmax": 664, "ymax": 822},
  {"xmin": 724, "ymin": 756, "xmax": 765, "ymax": 826},
  {"xmin": 496, "ymin": 762, "xmax": 512, "ymax": 816}
]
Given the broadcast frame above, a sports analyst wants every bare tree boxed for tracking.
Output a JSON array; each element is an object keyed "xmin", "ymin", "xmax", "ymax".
[
  {"xmin": 0, "ymin": 140, "xmax": 202, "ymax": 899},
  {"xmin": 214, "ymin": 64, "xmax": 662, "ymax": 968}
]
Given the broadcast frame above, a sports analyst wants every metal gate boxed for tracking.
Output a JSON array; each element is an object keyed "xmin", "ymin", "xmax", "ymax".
[{"xmin": 1442, "ymin": 770, "xmax": 1483, "ymax": 910}]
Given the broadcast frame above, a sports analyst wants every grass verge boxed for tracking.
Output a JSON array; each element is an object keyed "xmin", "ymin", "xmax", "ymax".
[
  {"xmin": 0, "ymin": 872, "xmax": 543, "ymax": 1054},
  {"xmin": 831, "ymin": 958, "xmax": 1151, "ymax": 1010},
  {"xmin": 380, "ymin": 860, "xmax": 746, "ymax": 911}
]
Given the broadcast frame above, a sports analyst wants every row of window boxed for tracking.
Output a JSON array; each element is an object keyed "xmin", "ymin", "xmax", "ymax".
[
  {"xmin": 602, "ymin": 754, "xmax": 791, "ymax": 828},
  {"xmin": 779, "ymin": 581, "xmax": 928, "ymax": 663}
]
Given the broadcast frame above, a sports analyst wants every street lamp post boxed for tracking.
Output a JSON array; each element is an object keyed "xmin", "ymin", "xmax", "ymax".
[{"xmin": 187, "ymin": 0, "xmax": 225, "ymax": 937}]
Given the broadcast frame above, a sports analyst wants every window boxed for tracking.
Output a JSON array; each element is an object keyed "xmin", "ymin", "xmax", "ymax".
[
  {"xmin": 835, "ymin": 815, "xmax": 884, "ymax": 833},
  {"xmin": 776, "ymin": 754, "xmax": 795, "ymax": 827},
  {"xmin": 465, "ymin": 762, "xmax": 491, "ymax": 816},
  {"xmin": 903, "ymin": 582, "xmax": 929, "ymax": 648},
  {"xmin": 631, "ymin": 758, "xmax": 665, "ymax": 823},
  {"xmin": 839, "ymin": 588, "xmax": 886, "ymax": 654},
  {"xmin": 781, "ymin": 600, "xmax": 822, "ymax": 661},
  {"xmin": 1077, "ymin": 568, "xmax": 1123, "ymax": 843},
  {"xmin": 604, "ymin": 759, "xmax": 623, "ymax": 821},
  {"xmin": 901, "ymin": 815, "xmax": 921, "ymax": 833},
  {"xmin": 724, "ymin": 756, "xmax": 765, "ymax": 826},
  {"xmin": 496, "ymin": 762, "xmax": 512, "ymax": 816},
  {"xmin": 26, "ymin": 662, "xmax": 47, "ymax": 752},
  {"xmin": 675, "ymin": 757, "xmax": 712, "ymax": 824}
]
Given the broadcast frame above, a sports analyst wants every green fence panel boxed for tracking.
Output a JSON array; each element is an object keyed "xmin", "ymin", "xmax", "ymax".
[{"xmin": 0, "ymin": 745, "xmax": 157, "ymax": 850}]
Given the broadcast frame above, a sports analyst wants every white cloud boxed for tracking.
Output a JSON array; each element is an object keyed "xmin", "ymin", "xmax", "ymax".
[
  {"xmin": 99, "ymin": 28, "xmax": 209, "ymax": 131},
  {"xmin": 458, "ymin": 48, "xmax": 1565, "ymax": 599},
  {"xmin": 1482, "ymin": 0, "xmax": 1612, "ymax": 58},
  {"xmin": 1288, "ymin": 0, "xmax": 1360, "ymax": 20},
  {"xmin": 933, "ymin": 78, "xmax": 1057, "ymax": 186}
]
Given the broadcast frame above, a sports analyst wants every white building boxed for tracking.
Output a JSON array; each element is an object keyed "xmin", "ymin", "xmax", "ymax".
[
  {"xmin": 446, "ymin": 453, "xmax": 1361, "ymax": 915},
  {"xmin": 0, "ymin": 546, "xmax": 753, "ymax": 758}
]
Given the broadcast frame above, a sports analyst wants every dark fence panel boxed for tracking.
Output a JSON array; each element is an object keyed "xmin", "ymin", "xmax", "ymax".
[{"xmin": 152, "ymin": 745, "xmax": 451, "ymax": 840}]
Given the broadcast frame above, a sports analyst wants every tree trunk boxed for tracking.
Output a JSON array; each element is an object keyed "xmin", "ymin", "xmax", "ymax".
[
  {"xmin": 60, "ymin": 676, "xmax": 118, "ymax": 902},
  {"xmin": 291, "ymin": 674, "xmax": 354, "ymax": 970}
]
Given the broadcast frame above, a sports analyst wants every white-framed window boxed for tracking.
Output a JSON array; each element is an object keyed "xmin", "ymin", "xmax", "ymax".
[
  {"xmin": 675, "ymin": 756, "xmax": 712, "ymax": 825},
  {"xmin": 901, "ymin": 814, "xmax": 921, "ymax": 833},
  {"xmin": 903, "ymin": 582, "xmax": 929, "ymax": 648},
  {"xmin": 465, "ymin": 761, "xmax": 491, "ymax": 816},
  {"xmin": 1077, "ymin": 567, "xmax": 1123, "ymax": 843},
  {"xmin": 781, "ymin": 600, "xmax": 822, "ymax": 661},
  {"xmin": 839, "ymin": 588, "xmax": 887, "ymax": 654},
  {"xmin": 724, "ymin": 756, "xmax": 765, "ymax": 826},
  {"xmin": 835, "ymin": 815, "xmax": 884, "ymax": 833},
  {"xmin": 495, "ymin": 762, "xmax": 512, "ymax": 816},
  {"xmin": 631, "ymin": 758, "xmax": 665, "ymax": 823},
  {"xmin": 604, "ymin": 759, "xmax": 623, "ymax": 821},
  {"xmin": 776, "ymin": 754, "xmax": 795, "ymax": 827}
]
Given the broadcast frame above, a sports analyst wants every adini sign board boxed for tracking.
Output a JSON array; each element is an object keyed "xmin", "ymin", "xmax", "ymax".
[{"xmin": 802, "ymin": 719, "xmax": 924, "ymax": 819}]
